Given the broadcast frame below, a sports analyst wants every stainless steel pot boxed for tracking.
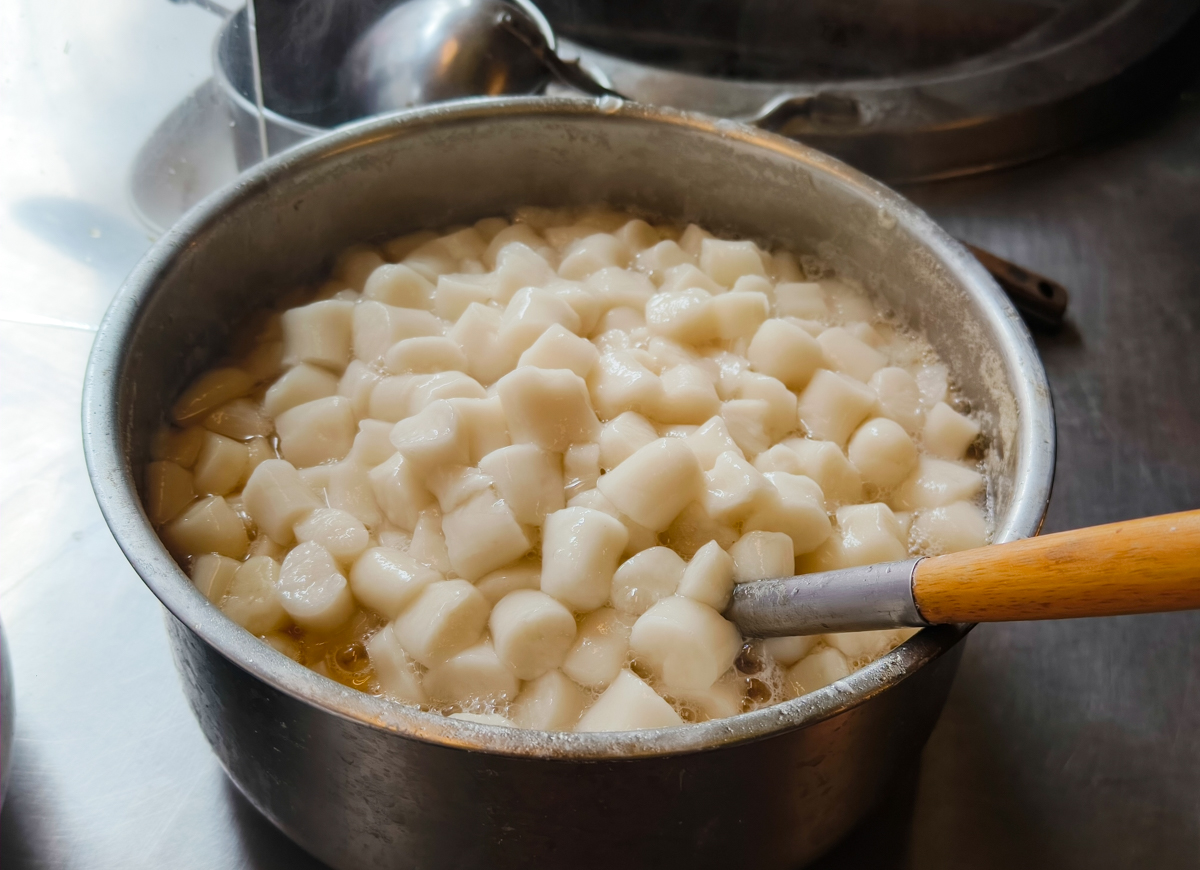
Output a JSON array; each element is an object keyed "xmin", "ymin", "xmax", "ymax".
[{"xmin": 83, "ymin": 98, "xmax": 1055, "ymax": 869}]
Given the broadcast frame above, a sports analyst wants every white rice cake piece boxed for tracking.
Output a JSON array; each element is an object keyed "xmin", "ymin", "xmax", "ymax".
[
  {"xmin": 281, "ymin": 299, "xmax": 354, "ymax": 372},
  {"xmin": 473, "ymin": 558, "xmax": 542, "ymax": 605},
  {"xmin": 490, "ymin": 589, "xmax": 577, "ymax": 680},
  {"xmin": 263, "ymin": 363, "xmax": 339, "ymax": 418},
  {"xmin": 275, "ymin": 396, "xmax": 356, "ymax": 467},
  {"xmin": 367, "ymin": 452, "xmax": 433, "ymax": 532},
  {"xmin": 587, "ymin": 351, "xmax": 665, "ymax": 419},
  {"xmin": 720, "ymin": 399, "xmax": 772, "ymax": 458},
  {"xmin": 847, "ymin": 417, "xmax": 918, "ymax": 489},
  {"xmin": 773, "ymin": 282, "xmax": 827, "ymax": 319},
  {"xmin": 449, "ymin": 302, "xmax": 515, "ymax": 386},
  {"xmin": 747, "ymin": 319, "xmax": 823, "ymax": 391},
  {"xmin": 563, "ymin": 443, "xmax": 601, "ymax": 500},
  {"xmin": 350, "ymin": 546, "xmax": 443, "ymax": 619},
  {"xmin": 518, "ymin": 323, "xmax": 600, "ymax": 377},
  {"xmin": 294, "ymin": 507, "xmax": 370, "ymax": 564},
  {"xmin": 684, "ymin": 416, "xmax": 745, "ymax": 471},
  {"xmin": 385, "ymin": 336, "xmax": 468, "ymax": 375},
  {"xmin": 599, "ymin": 411, "xmax": 658, "ymax": 470},
  {"xmin": 796, "ymin": 369, "xmax": 878, "ymax": 446},
  {"xmin": 278, "ymin": 541, "xmax": 355, "ymax": 633},
  {"xmin": 655, "ymin": 364, "xmax": 721, "ymax": 425},
  {"xmin": 152, "ymin": 424, "xmax": 207, "ymax": 468},
  {"xmin": 145, "ymin": 460, "xmax": 195, "ymax": 525},
  {"xmin": 367, "ymin": 623, "xmax": 427, "ymax": 704},
  {"xmin": 242, "ymin": 459, "xmax": 322, "ymax": 544},
  {"xmin": 561, "ymin": 606, "xmax": 632, "ymax": 690},
  {"xmin": 633, "ymin": 240, "xmax": 695, "ymax": 284},
  {"xmin": 162, "ymin": 495, "xmax": 249, "ymax": 561},
  {"xmin": 202, "ymin": 397, "xmax": 272, "ymax": 441},
  {"xmin": 192, "ymin": 431, "xmax": 248, "ymax": 497},
  {"xmin": 743, "ymin": 471, "xmax": 831, "ymax": 556},
  {"xmin": 869, "ymin": 367, "xmax": 924, "ymax": 434},
  {"xmin": 660, "ymin": 501, "xmax": 738, "ymax": 561},
  {"xmin": 498, "ymin": 286, "xmax": 582, "ymax": 358},
  {"xmin": 221, "ymin": 556, "xmax": 287, "ymax": 635},
  {"xmin": 825, "ymin": 629, "xmax": 907, "ymax": 661},
  {"xmin": 610, "ymin": 546, "xmax": 686, "ymax": 616},
  {"xmin": 540, "ymin": 506, "xmax": 629, "ymax": 611},
  {"xmin": 701, "ymin": 450, "xmax": 772, "ymax": 524},
  {"xmin": 711, "ymin": 290, "xmax": 770, "ymax": 340},
  {"xmin": 510, "ymin": 669, "xmax": 589, "ymax": 731},
  {"xmin": 801, "ymin": 503, "xmax": 908, "ymax": 572},
  {"xmin": 817, "ymin": 326, "xmax": 887, "ymax": 383},
  {"xmin": 729, "ymin": 530, "xmax": 794, "ymax": 584},
  {"xmin": 762, "ymin": 635, "xmax": 818, "ymax": 667},
  {"xmin": 388, "ymin": 400, "xmax": 471, "ymax": 475},
  {"xmin": 424, "ymin": 640, "xmax": 519, "ymax": 705},
  {"xmin": 445, "ymin": 395, "xmax": 510, "ymax": 463},
  {"xmin": 699, "ymin": 238, "xmax": 766, "ymax": 287},
  {"xmin": 584, "ymin": 267, "xmax": 656, "ymax": 311},
  {"xmin": 891, "ymin": 457, "xmax": 984, "ymax": 510},
  {"xmin": 596, "ymin": 437, "xmax": 702, "ymax": 532},
  {"xmin": 479, "ymin": 443, "xmax": 565, "ymax": 526},
  {"xmin": 566, "ymin": 489, "xmax": 658, "ymax": 559},
  {"xmin": 771, "ymin": 438, "xmax": 863, "ymax": 507},
  {"xmin": 190, "ymin": 553, "xmax": 240, "ymax": 603},
  {"xmin": 392, "ymin": 579, "xmax": 490, "ymax": 666},
  {"xmin": 441, "ymin": 490, "xmax": 531, "ymax": 581},
  {"xmin": 923, "ymin": 402, "xmax": 981, "ymax": 459},
  {"xmin": 912, "ymin": 501, "xmax": 989, "ymax": 555},
  {"xmin": 362, "ymin": 262, "xmax": 435, "ymax": 309},
  {"xmin": 558, "ymin": 233, "xmax": 631, "ymax": 280},
  {"xmin": 496, "ymin": 366, "xmax": 601, "ymax": 453},
  {"xmin": 676, "ymin": 540, "xmax": 735, "ymax": 611},
  {"xmin": 630, "ymin": 596, "xmax": 742, "ymax": 692},
  {"xmin": 787, "ymin": 645, "xmax": 850, "ymax": 696},
  {"xmin": 172, "ymin": 367, "xmax": 255, "ymax": 425},
  {"xmin": 645, "ymin": 287, "xmax": 718, "ymax": 345},
  {"xmin": 575, "ymin": 670, "xmax": 682, "ymax": 732}
]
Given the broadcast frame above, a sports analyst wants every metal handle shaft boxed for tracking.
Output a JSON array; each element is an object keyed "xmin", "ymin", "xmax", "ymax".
[{"xmin": 724, "ymin": 558, "xmax": 928, "ymax": 638}]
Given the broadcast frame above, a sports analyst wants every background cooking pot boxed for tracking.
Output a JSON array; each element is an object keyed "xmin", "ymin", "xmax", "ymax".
[
  {"xmin": 209, "ymin": 0, "xmax": 558, "ymax": 168},
  {"xmin": 82, "ymin": 98, "xmax": 1054, "ymax": 869}
]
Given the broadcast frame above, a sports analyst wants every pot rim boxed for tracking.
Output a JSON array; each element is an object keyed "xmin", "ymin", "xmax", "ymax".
[{"xmin": 83, "ymin": 96, "xmax": 1054, "ymax": 761}]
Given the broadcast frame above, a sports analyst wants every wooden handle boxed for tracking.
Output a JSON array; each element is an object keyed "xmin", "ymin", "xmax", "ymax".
[{"xmin": 913, "ymin": 510, "xmax": 1200, "ymax": 623}]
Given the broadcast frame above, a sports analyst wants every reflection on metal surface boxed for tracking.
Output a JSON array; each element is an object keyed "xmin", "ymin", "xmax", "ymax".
[{"xmin": 129, "ymin": 79, "xmax": 240, "ymax": 233}]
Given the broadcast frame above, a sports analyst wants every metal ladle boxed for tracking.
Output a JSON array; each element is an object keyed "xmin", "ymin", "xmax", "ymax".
[
  {"xmin": 726, "ymin": 510, "xmax": 1200, "ymax": 637},
  {"xmin": 340, "ymin": 0, "xmax": 622, "ymax": 117}
]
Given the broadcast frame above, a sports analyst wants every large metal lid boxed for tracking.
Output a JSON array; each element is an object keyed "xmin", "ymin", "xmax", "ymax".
[{"xmin": 542, "ymin": 0, "xmax": 1200, "ymax": 181}]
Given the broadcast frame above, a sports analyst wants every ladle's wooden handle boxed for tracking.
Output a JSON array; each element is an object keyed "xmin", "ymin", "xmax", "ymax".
[{"xmin": 914, "ymin": 510, "xmax": 1200, "ymax": 623}]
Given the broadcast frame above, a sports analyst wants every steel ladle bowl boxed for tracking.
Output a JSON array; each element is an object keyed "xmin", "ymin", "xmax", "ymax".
[{"xmin": 83, "ymin": 98, "xmax": 1054, "ymax": 869}]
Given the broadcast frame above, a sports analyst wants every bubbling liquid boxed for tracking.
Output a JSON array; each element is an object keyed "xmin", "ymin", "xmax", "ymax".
[{"xmin": 146, "ymin": 206, "xmax": 989, "ymax": 732}]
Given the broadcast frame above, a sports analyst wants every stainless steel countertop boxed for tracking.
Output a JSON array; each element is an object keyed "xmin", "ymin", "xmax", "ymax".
[{"xmin": 1, "ymin": 1, "xmax": 1198, "ymax": 867}]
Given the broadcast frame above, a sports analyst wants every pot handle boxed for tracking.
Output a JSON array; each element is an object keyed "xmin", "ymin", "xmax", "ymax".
[
  {"xmin": 961, "ymin": 242, "xmax": 1069, "ymax": 331},
  {"xmin": 168, "ymin": 0, "xmax": 234, "ymax": 20}
]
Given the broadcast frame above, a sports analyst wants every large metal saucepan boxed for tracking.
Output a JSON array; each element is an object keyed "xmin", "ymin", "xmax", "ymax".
[{"xmin": 83, "ymin": 99, "xmax": 1054, "ymax": 869}]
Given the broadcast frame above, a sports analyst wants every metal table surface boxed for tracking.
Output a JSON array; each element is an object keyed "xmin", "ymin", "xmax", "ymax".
[{"xmin": 1, "ymin": 2, "xmax": 1198, "ymax": 867}]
